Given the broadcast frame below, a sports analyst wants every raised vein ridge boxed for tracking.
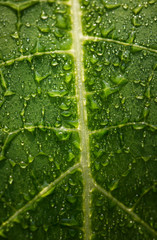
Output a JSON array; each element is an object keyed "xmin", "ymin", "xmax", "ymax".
[
  {"xmin": 0, "ymin": 163, "xmax": 80, "ymax": 233},
  {"xmin": 0, "ymin": 50, "xmax": 73, "ymax": 67},
  {"xmin": 71, "ymin": 0, "xmax": 92, "ymax": 239},
  {"xmin": 94, "ymin": 182, "xmax": 157, "ymax": 238},
  {"xmin": 83, "ymin": 36, "xmax": 157, "ymax": 54}
]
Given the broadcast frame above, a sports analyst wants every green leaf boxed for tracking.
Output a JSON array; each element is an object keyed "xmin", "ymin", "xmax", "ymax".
[{"xmin": 0, "ymin": 0, "xmax": 157, "ymax": 239}]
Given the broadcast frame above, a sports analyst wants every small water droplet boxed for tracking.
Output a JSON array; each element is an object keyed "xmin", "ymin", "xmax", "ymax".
[
  {"xmin": 11, "ymin": 32, "xmax": 19, "ymax": 39},
  {"xmin": 40, "ymin": 10, "xmax": 48, "ymax": 20},
  {"xmin": 9, "ymin": 175, "xmax": 13, "ymax": 184},
  {"xmin": 20, "ymin": 161, "xmax": 27, "ymax": 168},
  {"xmin": 25, "ymin": 22, "xmax": 31, "ymax": 27},
  {"xmin": 123, "ymin": 4, "xmax": 128, "ymax": 10},
  {"xmin": 67, "ymin": 194, "xmax": 76, "ymax": 204},
  {"xmin": 63, "ymin": 61, "xmax": 72, "ymax": 71},
  {"xmin": 28, "ymin": 155, "xmax": 34, "ymax": 163}
]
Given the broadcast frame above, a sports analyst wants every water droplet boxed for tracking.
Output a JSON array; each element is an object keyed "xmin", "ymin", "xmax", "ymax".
[
  {"xmin": 4, "ymin": 90, "xmax": 15, "ymax": 97},
  {"xmin": 143, "ymin": 107, "xmax": 149, "ymax": 118},
  {"xmin": 67, "ymin": 152, "xmax": 75, "ymax": 162},
  {"xmin": 69, "ymin": 178, "xmax": 76, "ymax": 186},
  {"xmin": 0, "ymin": 229, "xmax": 6, "ymax": 238},
  {"xmin": 111, "ymin": 75, "xmax": 128, "ymax": 86},
  {"xmin": 20, "ymin": 109, "xmax": 25, "ymax": 117},
  {"xmin": 11, "ymin": 31, "xmax": 19, "ymax": 39},
  {"xmin": 142, "ymin": 156, "xmax": 151, "ymax": 162},
  {"xmin": 65, "ymin": 73, "xmax": 73, "ymax": 83},
  {"xmin": 60, "ymin": 217, "xmax": 78, "ymax": 227},
  {"xmin": 59, "ymin": 102, "xmax": 69, "ymax": 110},
  {"xmin": 51, "ymin": 60, "xmax": 58, "ymax": 66},
  {"xmin": 63, "ymin": 61, "xmax": 72, "ymax": 71},
  {"xmin": 145, "ymin": 86, "xmax": 151, "ymax": 99},
  {"xmin": 49, "ymin": 156, "xmax": 53, "ymax": 162},
  {"xmin": 38, "ymin": 26, "xmax": 50, "ymax": 33},
  {"xmin": 40, "ymin": 10, "xmax": 48, "ymax": 20},
  {"xmin": 9, "ymin": 159, "xmax": 16, "ymax": 167},
  {"xmin": 101, "ymin": 25, "xmax": 115, "ymax": 37},
  {"xmin": 109, "ymin": 179, "xmax": 119, "ymax": 191},
  {"xmin": 30, "ymin": 225, "xmax": 38, "ymax": 232},
  {"xmin": 54, "ymin": 29, "xmax": 64, "ymax": 38},
  {"xmin": 55, "ymin": 130, "xmax": 71, "ymax": 141},
  {"xmin": 35, "ymin": 71, "xmax": 50, "ymax": 83},
  {"xmin": 55, "ymin": 161, "xmax": 60, "ymax": 170},
  {"xmin": 43, "ymin": 224, "xmax": 48, "ymax": 232},
  {"xmin": 67, "ymin": 194, "xmax": 76, "ymax": 203},
  {"xmin": 25, "ymin": 22, "xmax": 31, "ymax": 27},
  {"xmin": 41, "ymin": 186, "xmax": 55, "ymax": 198},
  {"xmin": 102, "ymin": 2, "xmax": 121, "ymax": 10},
  {"xmin": 47, "ymin": 90, "xmax": 68, "ymax": 97},
  {"xmin": 123, "ymin": 4, "xmax": 128, "ymax": 10},
  {"xmin": 28, "ymin": 155, "xmax": 34, "ymax": 163},
  {"xmin": 94, "ymin": 161, "xmax": 100, "ymax": 170},
  {"xmin": 9, "ymin": 175, "xmax": 13, "ymax": 184},
  {"xmin": 133, "ymin": 124, "xmax": 145, "ymax": 130},
  {"xmin": 132, "ymin": 5, "xmax": 143, "ymax": 15},
  {"xmin": 56, "ymin": 15, "xmax": 67, "ymax": 29},
  {"xmin": 20, "ymin": 161, "xmax": 27, "ymax": 168}
]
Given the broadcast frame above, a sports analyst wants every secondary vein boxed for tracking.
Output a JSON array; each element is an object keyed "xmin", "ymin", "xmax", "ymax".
[
  {"xmin": 94, "ymin": 182, "xmax": 157, "ymax": 238},
  {"xmin": 83, "ymin": 36, "xmax": 157, "ymax": 54},
  {"xmin": 0, "ymin": 163, "xmax": 80, "ymax": 232}
]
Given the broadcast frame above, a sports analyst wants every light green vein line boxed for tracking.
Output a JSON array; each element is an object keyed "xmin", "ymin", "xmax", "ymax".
[
  {"xmin": 89, "ymin": 122, "xmax": 157, "ymax": 134},
  {"xmin": 0, "ymin": 131, "xmax": 20, "ymax": 161},
  {"xmin": 0, "ymin": 50, "xmax": 73, "ymax": 67},
  {"xmin": 0, "ymin": 0, "xmax": 70, "ymax": 11},
  {"xmin": 9, "ymin": 125, "xmax": 78, "ymax": 135},
  {"xmin": 0, "ymin": 163, "xmax": 80, "ymax": 232},
  {"xmin": 24, "ymin": 125, "xmax": 78, "ymax": 132},
  {"xmin": 72, "ymin": 0, "xmax": 92, "ymax": 239},
  {"xmin": 94, "ymin": 182, "xmax": 157, "ymax": 238},
  {"xmin": 83, "ymin": 36, "xmax": 157, "ymax": 54},
  {"xmin": 131, "ymin": 183, "xmax": 157, "ymax": 212},
  {"xmin": 0, "ymin": 126, "xmax": 78, "ymax": 161}
]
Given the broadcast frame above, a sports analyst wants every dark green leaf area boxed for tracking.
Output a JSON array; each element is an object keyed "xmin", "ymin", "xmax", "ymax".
[
  {"xmin": 0, "ymin": 129, "xmax": 80, "ymax": 225},
  {"xmin": 0, "ymin": 6, "xmax": 20, "ymax": 62},
  {"xmin": 91, "ymin": 190, "xmax": 155, "ymax": 240},
  {"xmin": 90, "ymin": 126, "xmax": 157, "ymax": 221},
  {"xmin": 0, "ymin": 54, "xmax": 77, "ymax": 131},
  {"xmin": 21, "ymin": 2, "xmax": 72, "ymax": 54},
  {"xmin": 84, "ymin": 41, "xmax": 157, "ymax": 130},
  {"xmin": 0, "ymin": 2, "xmax": 72, "ymax": 61},
  {"xmin": 0, "ymin": 171, "xmax": 83, "ymax": 240},
  {"xmin": 81, "ymin": 0, "xmax": 157, "ymax": 49},
  {"xmin": 0, "ymin": 94, "xmax": 23, "ymax": 132}
]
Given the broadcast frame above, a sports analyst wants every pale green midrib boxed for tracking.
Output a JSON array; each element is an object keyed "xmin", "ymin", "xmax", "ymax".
[
  {"xmin": 1, "ymin": 121, "xmax": 156, "ymax": 161},
  {"xmin": 0, "ymin": 50, "xmax": 73, "ymax": 67},
  {"xmin": 94, "ymin": 182, "xmax": 157, "ymax": 237},
  {"xmin": 0, "ymin": 0, "xmax": 156, "ymax": 238},
  {"xmin": 71, "ymin": 0, "xmax": 92, "ymax": 239},
  {"xmin": 0, "ymin": 36, "xmax": 156, "ymax": 68},
  {"xmin": 83, "ymin": 36, "xmax": 157, "ymax": 54},
  {"xmin": 0, "ymin": 163, "xmax": 80, "ymax": 232},
  {"xmin": 89, "ymin": 121, "xmax": 157, "ymax": 134}
]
